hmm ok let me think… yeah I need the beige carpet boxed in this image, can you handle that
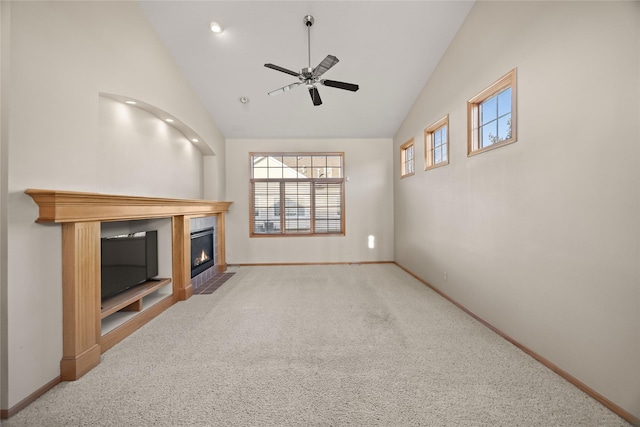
[3,264,630,426]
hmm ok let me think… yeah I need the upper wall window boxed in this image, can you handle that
[424,115,449,170]
[250,153,344,237]
[467,69,517,156]
[400,138,415,178]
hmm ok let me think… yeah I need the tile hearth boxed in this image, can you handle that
[192,272,235,295]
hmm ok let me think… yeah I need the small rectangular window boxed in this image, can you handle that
[400,139,415,178]
[424,115,449,170]
[468,69,517,156]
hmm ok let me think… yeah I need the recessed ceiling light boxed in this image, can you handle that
[165,118,174,123]
[209,21,224,34]
[125,100,137,105]
[191,138,199,143]
[239,97,249,104]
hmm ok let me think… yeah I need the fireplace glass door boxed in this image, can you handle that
[190,228,215,277]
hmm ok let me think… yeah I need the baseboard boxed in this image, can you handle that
[231,261,395,267]
[60,343,101,381]
[394,262,640,427]
[0,375,61,420]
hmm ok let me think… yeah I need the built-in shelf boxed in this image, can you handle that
[100,278,172,319]
[100,280,173,348]
[100,287,171,332]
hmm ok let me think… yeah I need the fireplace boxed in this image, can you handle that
[190,227,215,278]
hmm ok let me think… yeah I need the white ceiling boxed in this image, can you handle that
[139,1,475,140]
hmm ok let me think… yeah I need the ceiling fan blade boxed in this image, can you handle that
[264,63,300,77]
[308,86,322,106]
[321,79,359,92]
[268,82,302,96]
[312,55,339,78]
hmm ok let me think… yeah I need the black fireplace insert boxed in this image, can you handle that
[190,227,215,278]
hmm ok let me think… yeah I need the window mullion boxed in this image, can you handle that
[310,179,316,234]
[279,181,285,233]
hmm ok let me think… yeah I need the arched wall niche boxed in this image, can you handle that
[99,93,214,156]
[97,93,209,200]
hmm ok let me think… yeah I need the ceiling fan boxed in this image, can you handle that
[264,15,359,106]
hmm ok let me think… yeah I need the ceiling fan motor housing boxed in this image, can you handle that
[301,67,314,79]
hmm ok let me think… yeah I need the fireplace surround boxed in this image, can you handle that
[25,189,232,382]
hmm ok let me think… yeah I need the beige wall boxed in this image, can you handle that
[98,97,204,198]
[226,139,394,265]
[394,1,639,419]
[0,0,7,412]
[1,1,225,409]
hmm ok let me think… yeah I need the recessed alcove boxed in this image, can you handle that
[99,92,214,155]
[99,219,173,339]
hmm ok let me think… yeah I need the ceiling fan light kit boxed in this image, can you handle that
[264,15,359,106]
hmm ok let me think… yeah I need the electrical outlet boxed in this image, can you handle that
[444,272,448,281]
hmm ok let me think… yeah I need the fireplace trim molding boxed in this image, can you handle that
[25,189,232,223]
[25,189,232,381]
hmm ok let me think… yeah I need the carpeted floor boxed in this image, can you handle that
[2,264,631,426]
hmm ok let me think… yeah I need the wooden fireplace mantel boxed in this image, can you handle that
[25,189,232,223]
[25,189,232,381]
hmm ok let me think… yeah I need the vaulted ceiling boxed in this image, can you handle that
[140,1,475,139]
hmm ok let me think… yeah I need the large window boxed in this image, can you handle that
[467,68,517,156]
[250,153,345,236]
[400,138,415,178]
[424,115,449,170]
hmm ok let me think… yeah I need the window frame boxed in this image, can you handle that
[467,68,517,156]
[249,152,345,237]
[400,138,415,178]
[424,115,450,171]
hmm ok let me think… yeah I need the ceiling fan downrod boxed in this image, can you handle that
[304,15,314,69]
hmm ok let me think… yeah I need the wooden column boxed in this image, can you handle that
[217,213,227,273]
[172,216,193,301]
[60,222,101,380]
